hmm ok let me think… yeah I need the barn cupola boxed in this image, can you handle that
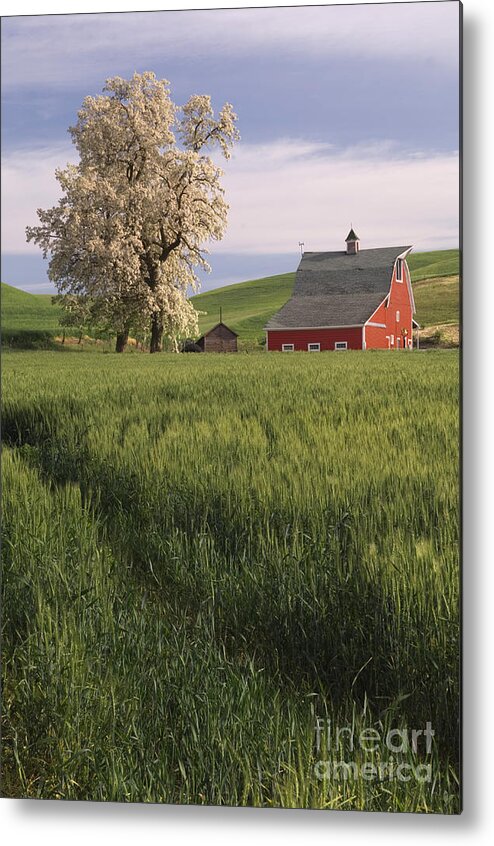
[345,227,360,255]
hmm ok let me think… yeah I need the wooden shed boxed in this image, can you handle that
[197,322,238,352]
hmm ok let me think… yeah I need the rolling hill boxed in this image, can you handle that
[1,283,61,334]
[191,272,295,339]
[406,249,460,283]
[2,249,459,346]
[412,276,459,327]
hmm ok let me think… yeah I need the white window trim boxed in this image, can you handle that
[282,343,295,352]
[334,341,348,350]
[396,310,400,322]
[396,259,403,282]
[307,342,321,352]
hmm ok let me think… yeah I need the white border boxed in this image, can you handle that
[3,0,494,843]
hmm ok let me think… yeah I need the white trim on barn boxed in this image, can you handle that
[404,258,416,314]
[396,247,415,313]
[365,296,389,326]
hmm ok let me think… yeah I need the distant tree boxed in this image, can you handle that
[27,72,239,352]
[54,293,93,344]
[54,291,140,351]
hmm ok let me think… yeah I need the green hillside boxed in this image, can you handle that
[406,249,459,282]
[2,249,459,346]
[192,272,295,339]
[1,283,61,336]
[413,276,459,327]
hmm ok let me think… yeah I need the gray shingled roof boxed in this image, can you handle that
[266,246,411,329]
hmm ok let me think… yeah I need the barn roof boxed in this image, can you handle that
[345,228,359,241]
[265,246,411,329]
[198,321,238,340]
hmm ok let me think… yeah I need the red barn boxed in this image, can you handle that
[265,229,418,352]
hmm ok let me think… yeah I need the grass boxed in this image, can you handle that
[1,282,61,333]
[2,350,460,810]
[1,283,62,349]
[413,276,460,327]
[2,249,460,347]
[406,249,460,283]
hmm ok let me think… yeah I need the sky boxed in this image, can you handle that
[1,1,461,293]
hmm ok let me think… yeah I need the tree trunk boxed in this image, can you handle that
[150,313,163,353]
[115,330,129,353]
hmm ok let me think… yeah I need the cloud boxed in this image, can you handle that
[218,140,459,254]
[2,3,459,90]
[1,143,76,254]
[2,139,459,258]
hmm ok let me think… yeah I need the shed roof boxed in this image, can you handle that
[266,246,411,329]
[198,321,238,340]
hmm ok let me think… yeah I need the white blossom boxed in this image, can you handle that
[26,72,239,351]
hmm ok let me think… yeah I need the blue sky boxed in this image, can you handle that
[1,2,460,293]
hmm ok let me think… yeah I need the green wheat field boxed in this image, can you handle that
[1,349,459,811]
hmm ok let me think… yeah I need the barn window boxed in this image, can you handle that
[390,334,394,345]
[396,259,403,282]
[396,310,400,322]
[282,343,294,352]
[334,341,348,350]
[308,343,320,352]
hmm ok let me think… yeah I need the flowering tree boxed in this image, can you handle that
[26,72,239,352]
